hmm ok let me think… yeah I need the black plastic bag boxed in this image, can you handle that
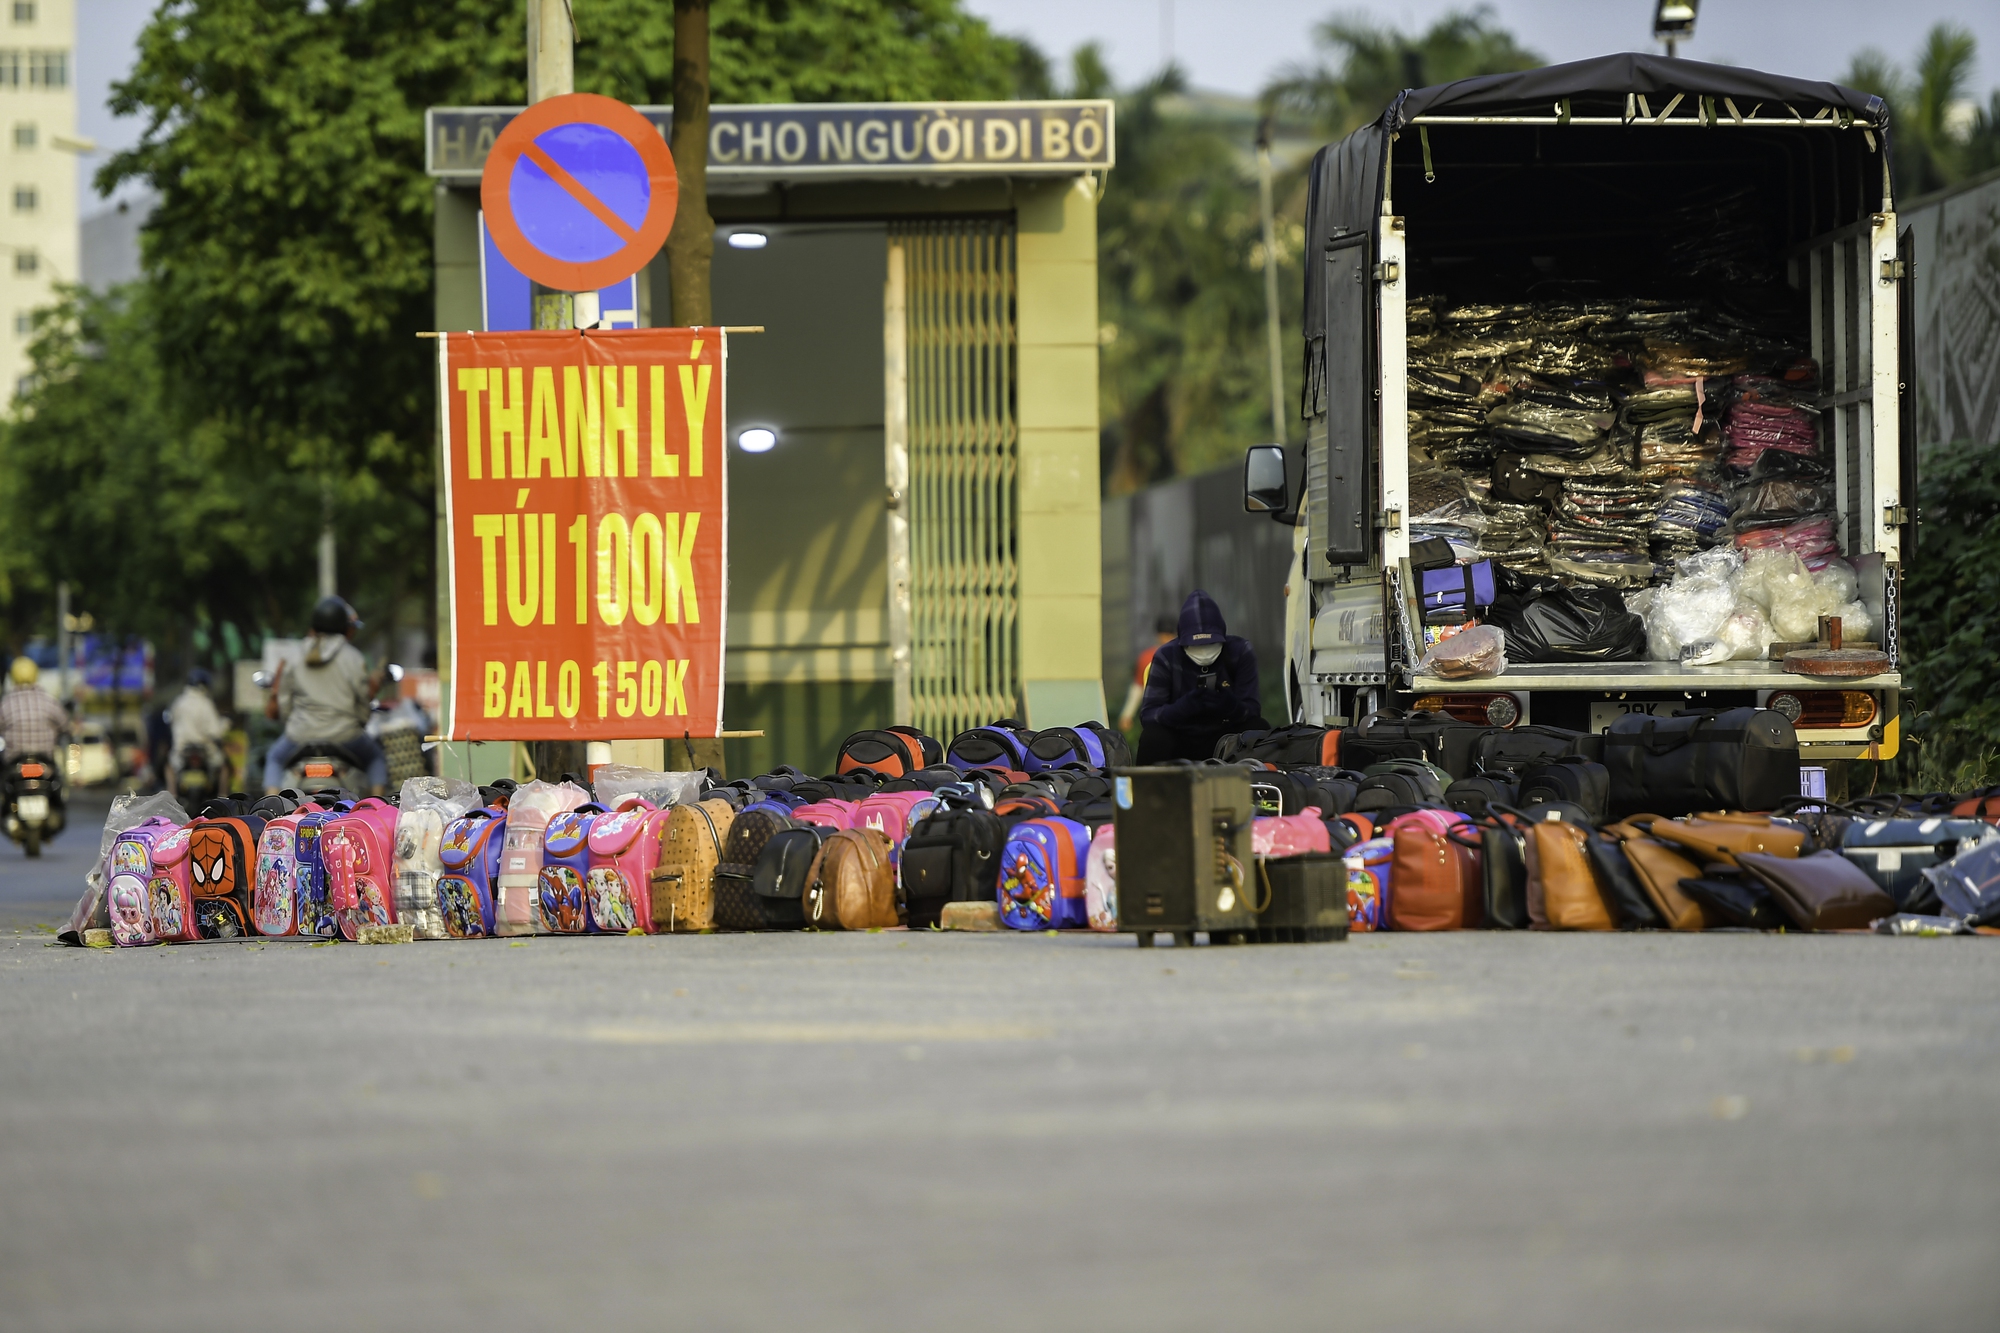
[1491,586,1647,663]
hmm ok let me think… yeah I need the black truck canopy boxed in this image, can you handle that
[1298,53,1892,567]
[1303,52,1891,351]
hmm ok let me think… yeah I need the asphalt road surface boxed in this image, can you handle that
[3,828,1997,1331]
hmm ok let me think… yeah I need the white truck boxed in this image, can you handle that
[1244,54,1911,774]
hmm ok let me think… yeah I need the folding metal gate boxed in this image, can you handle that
[886,220,1020,741]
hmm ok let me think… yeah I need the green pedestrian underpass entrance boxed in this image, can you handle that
[429,101,1110,778]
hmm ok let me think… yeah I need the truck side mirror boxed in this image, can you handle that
[1243,444,1289,514]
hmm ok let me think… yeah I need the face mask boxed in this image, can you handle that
[1186,643,1222,667]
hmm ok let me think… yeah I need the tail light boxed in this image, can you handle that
[303,760,337,779]
[1767,691,1876,728]
[18,762,44,778]
[1414,693,1521,727]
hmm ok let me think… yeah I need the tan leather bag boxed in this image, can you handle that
[804,828,900,930]
[1646,815,1805,867]
[1604,818,1709,932]
[1523,821,1613,931]
[649,799,737,933]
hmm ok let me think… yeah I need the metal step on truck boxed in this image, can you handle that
[1244,54,1911,781]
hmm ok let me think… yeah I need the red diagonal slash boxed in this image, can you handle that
[522,142,639,244]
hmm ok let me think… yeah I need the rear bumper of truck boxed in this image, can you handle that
[1408,661,1902,760]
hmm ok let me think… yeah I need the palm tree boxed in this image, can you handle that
[1264,7,1541,140]
[1841,23,1999,197]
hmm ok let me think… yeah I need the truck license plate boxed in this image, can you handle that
[17,794,49,821]
[1588,701,1666,734]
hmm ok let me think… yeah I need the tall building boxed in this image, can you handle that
[1,0,74,398]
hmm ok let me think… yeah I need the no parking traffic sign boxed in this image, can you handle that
[479,93,679,294]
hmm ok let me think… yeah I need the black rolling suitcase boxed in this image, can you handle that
[1253,853,1348,942]
[1111,766,1257,946]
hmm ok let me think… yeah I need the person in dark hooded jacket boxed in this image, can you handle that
[1136,590,1266,763]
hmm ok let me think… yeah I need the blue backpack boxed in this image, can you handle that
[536,803,603,933]
[947,722,1036,773]
[997,816,1091,930]
[1023,722,1130,773]
[436,807,507,939]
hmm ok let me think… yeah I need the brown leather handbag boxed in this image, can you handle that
[1736,850,1894,931]
[804,828,901,930]
[1645,815,1805,867]
[1523,820,1613,931]
[1389,816,1482,931]
[1604,818,1710,931]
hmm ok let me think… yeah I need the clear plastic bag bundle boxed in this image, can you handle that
[1735,515,1839,567]
[592,764,704,810]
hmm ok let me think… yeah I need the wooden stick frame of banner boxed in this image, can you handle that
[417,328,765,337]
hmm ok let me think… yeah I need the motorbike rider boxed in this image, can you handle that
[1,656,70,768]
[167,667,230,792]
[263,597,389,796]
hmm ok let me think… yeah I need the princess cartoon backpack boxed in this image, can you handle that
[585,798,674,933]
[537,803,605,934]
[323,797,402,941]
[107,817,183,947]
[998,816,1090,931]
[254,805,320,937]
[436,806,507,939]
[146,825,199,943]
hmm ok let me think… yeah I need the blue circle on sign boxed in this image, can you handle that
[509,123,652,265]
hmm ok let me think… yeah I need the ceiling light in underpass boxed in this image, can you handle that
[727,231,769,250]
[737,428,777,453]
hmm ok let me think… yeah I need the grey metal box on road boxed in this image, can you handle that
[1111,767,1256,946]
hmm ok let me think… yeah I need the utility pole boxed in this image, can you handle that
[665,0,714,326]
[1256,114,1287,443]
[318,484,337,598]
[55,580,70,703]
[527,0,580,331]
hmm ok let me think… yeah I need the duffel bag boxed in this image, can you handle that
[1463,724,1593,778]
[1215,722,1335,767]
[1353,759,1450,812]
[1445,774,1517,818]
[1345,710,1482,772]
[1602,707,1799,819]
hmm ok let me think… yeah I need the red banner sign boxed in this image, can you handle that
[438,329,726,740]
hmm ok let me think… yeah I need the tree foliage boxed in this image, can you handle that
[1841,23,2000,199]
[0,0,1034,662]
[1266,6,1540,139]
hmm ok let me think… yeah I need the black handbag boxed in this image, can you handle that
[1603,707,1800,818]
[1584,833,1665,929]
[1519,760,1610,825]
[1450,817,1529,930]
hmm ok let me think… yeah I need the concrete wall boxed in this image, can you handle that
[1103,464,1296,729]
[1904,167,2000,450]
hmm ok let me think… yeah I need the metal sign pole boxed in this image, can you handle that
[527,0,578,331]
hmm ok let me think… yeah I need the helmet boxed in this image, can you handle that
[309,596,361,637]
[186,667,213,689]
[9,656,37,686]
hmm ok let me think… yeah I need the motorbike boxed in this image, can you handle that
[255,663,403,797]
[2,744,68,857]
[171,743,226,806]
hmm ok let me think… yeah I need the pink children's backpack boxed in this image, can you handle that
[145,825,200,943]
[1085,823,1118,932]
[855,791,940,847]
[584,799,674,933]
[323,798,403,941]
[790,800,861,832]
